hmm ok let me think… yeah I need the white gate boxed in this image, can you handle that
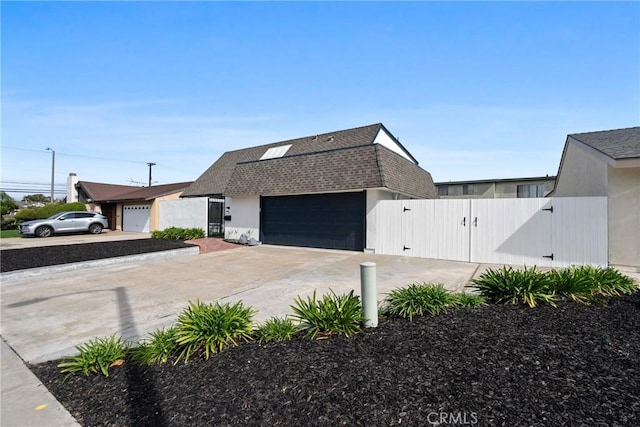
[400,199,470,262]
[373,197,607,267]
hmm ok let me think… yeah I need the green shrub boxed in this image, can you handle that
[14,209,37,222]
[548,265,637,304]
[35,202,86,219]
[1,217,17,230]
[467,266,556,308]
[291,290,364,339]
[57,335,129,377]
[174,300,255,363]
[451,292,488,308]
[152,227,204,240]
[385,283,460,320]
[130,327,178,366]
[255,317,298,344]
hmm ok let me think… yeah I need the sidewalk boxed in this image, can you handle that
[1,339,80,426]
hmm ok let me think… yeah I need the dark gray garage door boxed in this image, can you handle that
[260,192,365,251]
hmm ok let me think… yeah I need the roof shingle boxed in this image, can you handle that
[569,127,640,160]
[78,181,193,202]
[182,123,436,199]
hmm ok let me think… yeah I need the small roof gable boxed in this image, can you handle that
[182,123,428,198]
[78,181,192,202]
[569,127,640,160]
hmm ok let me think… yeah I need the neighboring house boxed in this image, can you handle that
[435,176,556,199]
[181,123,438,251]
[70,176,192,232]
[550,126,640,269]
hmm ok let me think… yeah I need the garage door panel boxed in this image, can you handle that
[122,205,151,233]
[261,193,365,251]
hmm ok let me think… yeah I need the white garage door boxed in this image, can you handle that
[123,205,151,232]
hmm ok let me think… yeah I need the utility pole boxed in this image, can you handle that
[147,162,156,187]
[46,147,55,202]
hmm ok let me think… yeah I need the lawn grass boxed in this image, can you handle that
[0,229,20,238]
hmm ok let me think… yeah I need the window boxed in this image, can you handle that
[517,184,545,198]
[260,144,292,160]
[438,185,449,196]
[462,184,474,196]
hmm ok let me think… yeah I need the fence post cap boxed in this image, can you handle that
[360,262,376,267]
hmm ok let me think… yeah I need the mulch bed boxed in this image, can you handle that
[31,293,640,426]
[0,239,193,273]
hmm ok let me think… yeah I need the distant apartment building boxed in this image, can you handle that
[434,176,556,199]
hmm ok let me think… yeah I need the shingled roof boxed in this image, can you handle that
[78,181,193,202]
[568,126,640,160]
[182,123,437,199]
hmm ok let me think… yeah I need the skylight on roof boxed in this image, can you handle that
[260,144,292,160]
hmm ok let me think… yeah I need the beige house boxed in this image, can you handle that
[68,175,192,233]
[550,127,640,269]
[435,176,556,199]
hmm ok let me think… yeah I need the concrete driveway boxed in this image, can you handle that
[1,244,482,364]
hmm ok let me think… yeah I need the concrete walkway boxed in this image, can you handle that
[0,242,492,426]
[1,339,80,427]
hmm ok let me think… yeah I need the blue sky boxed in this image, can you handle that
[2,1,639,199]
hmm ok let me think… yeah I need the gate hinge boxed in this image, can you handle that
[543,253,554,260]
[403,207,411,212]
[542,206,554,213]
[403,246,411,251]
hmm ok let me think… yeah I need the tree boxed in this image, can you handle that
[0,192,19,215]
[23,194,50,204]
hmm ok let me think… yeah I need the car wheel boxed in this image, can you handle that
[35,226,53,238]
[88,223,103,234]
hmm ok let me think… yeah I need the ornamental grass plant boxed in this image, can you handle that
[548,265,637,304]
[130,327,178,366]
[291,290,364,339]
[467,266,556,308]
[452,292,488,308]
[174,300,255,363]
[57,334,129,377]
[255,316,298,344]
[384,283,461,320]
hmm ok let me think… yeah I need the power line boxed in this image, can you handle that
[3,146,147,165]
[1,180,67,186]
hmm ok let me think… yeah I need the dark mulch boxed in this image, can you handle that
[0,239,193,272]
[31,293,640,427]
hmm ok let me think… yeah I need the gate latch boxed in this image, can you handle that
[542,206,554,213]
[543,253,554,261]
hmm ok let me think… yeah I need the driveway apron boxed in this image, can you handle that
[1,245,480,364]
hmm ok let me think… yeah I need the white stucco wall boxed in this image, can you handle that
[225,196,260,241]
[554,142,608,197]
[608,166,640,267]
[158,197,208,233]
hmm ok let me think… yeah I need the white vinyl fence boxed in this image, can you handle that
[373,197,607,268]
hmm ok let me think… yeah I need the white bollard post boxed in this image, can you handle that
[360,262,378,327]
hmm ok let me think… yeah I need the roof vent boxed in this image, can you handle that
[327,136,334,142]
[260,144,292,160]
